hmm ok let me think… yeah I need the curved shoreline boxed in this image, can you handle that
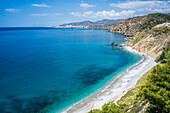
[62,46,157,113]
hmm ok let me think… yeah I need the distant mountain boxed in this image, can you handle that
[60,19,122,26]
[95,19,122,25]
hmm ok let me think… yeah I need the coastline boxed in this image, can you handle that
[62,46,157,113]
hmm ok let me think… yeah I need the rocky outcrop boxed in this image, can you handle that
[111,41,114,46]
[131,33,169,57]
[108,13,170,57]
[125,23,170,57]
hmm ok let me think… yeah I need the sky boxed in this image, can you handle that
[0,0,169,27]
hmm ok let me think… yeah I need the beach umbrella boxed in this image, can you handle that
[109,100,112,102]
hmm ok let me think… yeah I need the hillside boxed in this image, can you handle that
[60,19,122,27]
[125,22,170,57]
[108,13,170,37]
[116,13,170,58]
[89,13,170,58]
[88,13,170,113]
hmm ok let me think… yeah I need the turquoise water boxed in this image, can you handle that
[0,28,142,113]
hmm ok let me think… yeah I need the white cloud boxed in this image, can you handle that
[5,8,21,12]
[80,3,96,8]
[146,8,170,12]
[32,3,51,8]
[137,7,170,12]
[82,11,93,17]
[70,12,81,17]
[110,1,153,9]
[110,0,170,12]
[29,13,61,16]
[70,10,135,19]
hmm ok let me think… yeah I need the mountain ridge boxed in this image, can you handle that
[60,19,122,27]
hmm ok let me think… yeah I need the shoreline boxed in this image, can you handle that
[62,46,157,113]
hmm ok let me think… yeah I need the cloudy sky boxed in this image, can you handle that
[0,0,169,27]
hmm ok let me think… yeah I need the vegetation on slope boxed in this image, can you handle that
[125,22,170,57]
[109,13,170,37]
[138,63,170,113]
[152,26,170,34]
[89,61,170,113]
[88,13,170,113]
[129,33,147,45]
[138,13,170,31]
[88,103,123,113]
[156,48,170,63]
[127,22,170,46]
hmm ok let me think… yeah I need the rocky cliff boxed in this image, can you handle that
[125,22,170,57]
[88,13,170,58]
[108,13,170,57]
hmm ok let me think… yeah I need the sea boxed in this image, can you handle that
[0,28,142,113]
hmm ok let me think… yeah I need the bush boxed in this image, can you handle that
[131,33,147,45]
[89,102,123,113]
[156,48,170,63]
[139,63,170,113]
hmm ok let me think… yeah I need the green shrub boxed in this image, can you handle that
[156,48,170,63]
[131,33,147,45]
[139,63,170,113]
[89,102,123,113]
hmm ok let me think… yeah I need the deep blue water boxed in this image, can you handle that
[0,28,142,113]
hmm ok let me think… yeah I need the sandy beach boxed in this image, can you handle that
[62,46,157,113]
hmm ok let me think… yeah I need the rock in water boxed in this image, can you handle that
[115,44,118,46]
[111,41,114,46]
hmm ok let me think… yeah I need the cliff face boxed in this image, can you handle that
[125,23,170,57]
[108,13,170,57]
[88,13,170,57]
[131,32,169,57]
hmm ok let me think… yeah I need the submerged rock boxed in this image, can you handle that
[115,48,123,50]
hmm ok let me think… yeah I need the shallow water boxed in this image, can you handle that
[0,28,142,113]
